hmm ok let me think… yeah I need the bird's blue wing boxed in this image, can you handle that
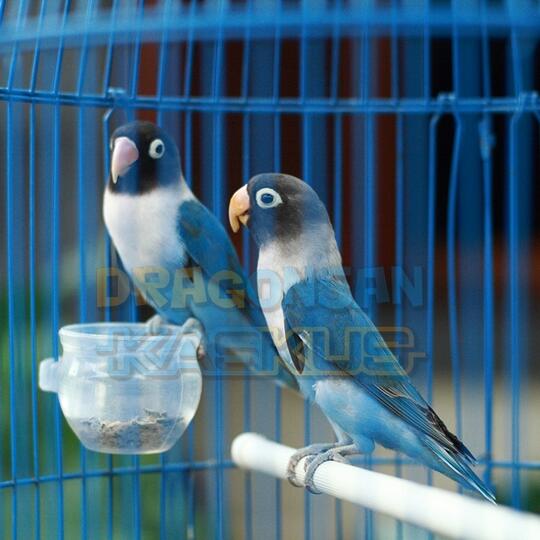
[177,199,260,313]
[283,276,475,462]
[178,199,299,392]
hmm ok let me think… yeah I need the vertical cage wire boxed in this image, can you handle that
[1,1,539,539]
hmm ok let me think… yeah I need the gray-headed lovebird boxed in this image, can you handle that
[228,173,495,502]
[103,121,297,391]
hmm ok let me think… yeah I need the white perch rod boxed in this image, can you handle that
[232,432,540,540]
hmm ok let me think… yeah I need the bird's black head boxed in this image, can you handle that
[108,121,181,195]
[229,173,331,247]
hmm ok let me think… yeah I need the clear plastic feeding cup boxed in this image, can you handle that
[39,320,203,454]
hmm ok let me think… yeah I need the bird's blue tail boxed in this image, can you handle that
[421,437,496,503]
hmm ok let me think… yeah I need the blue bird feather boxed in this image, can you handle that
[283,276,494,502]
[103,121,297,391]
[232,172,495,502]
[177,199,260,312]
[174,199,297,385]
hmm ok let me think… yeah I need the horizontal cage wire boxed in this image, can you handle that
[0,1,539,539]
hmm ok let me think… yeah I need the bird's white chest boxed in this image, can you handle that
[103,188,187,274]
[257,245,304,371]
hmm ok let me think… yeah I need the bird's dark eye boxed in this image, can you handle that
[149,138,165,159]
[256,188,283,209]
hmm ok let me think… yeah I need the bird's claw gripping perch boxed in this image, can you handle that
[286,443,336,487]
[302,445,357,494]
[286,442,357,492]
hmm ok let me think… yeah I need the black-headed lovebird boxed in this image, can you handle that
[228,172,494,502]
[103,121,297,390]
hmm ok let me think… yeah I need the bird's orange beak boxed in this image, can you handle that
[229,185,251,233]
[111,137,139,183]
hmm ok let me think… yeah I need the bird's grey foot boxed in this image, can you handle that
[180,318,205,361]
[286,442,349,488]
[146,314,166,335]
[181,317,203,336]
[303,444,359,494]
[196,342,206,362]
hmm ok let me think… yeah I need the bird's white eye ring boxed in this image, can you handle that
[149,138,165,159]
[255,188,283,209]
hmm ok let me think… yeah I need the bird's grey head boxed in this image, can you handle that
[229,173,333,248]
[108,121,181,195]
